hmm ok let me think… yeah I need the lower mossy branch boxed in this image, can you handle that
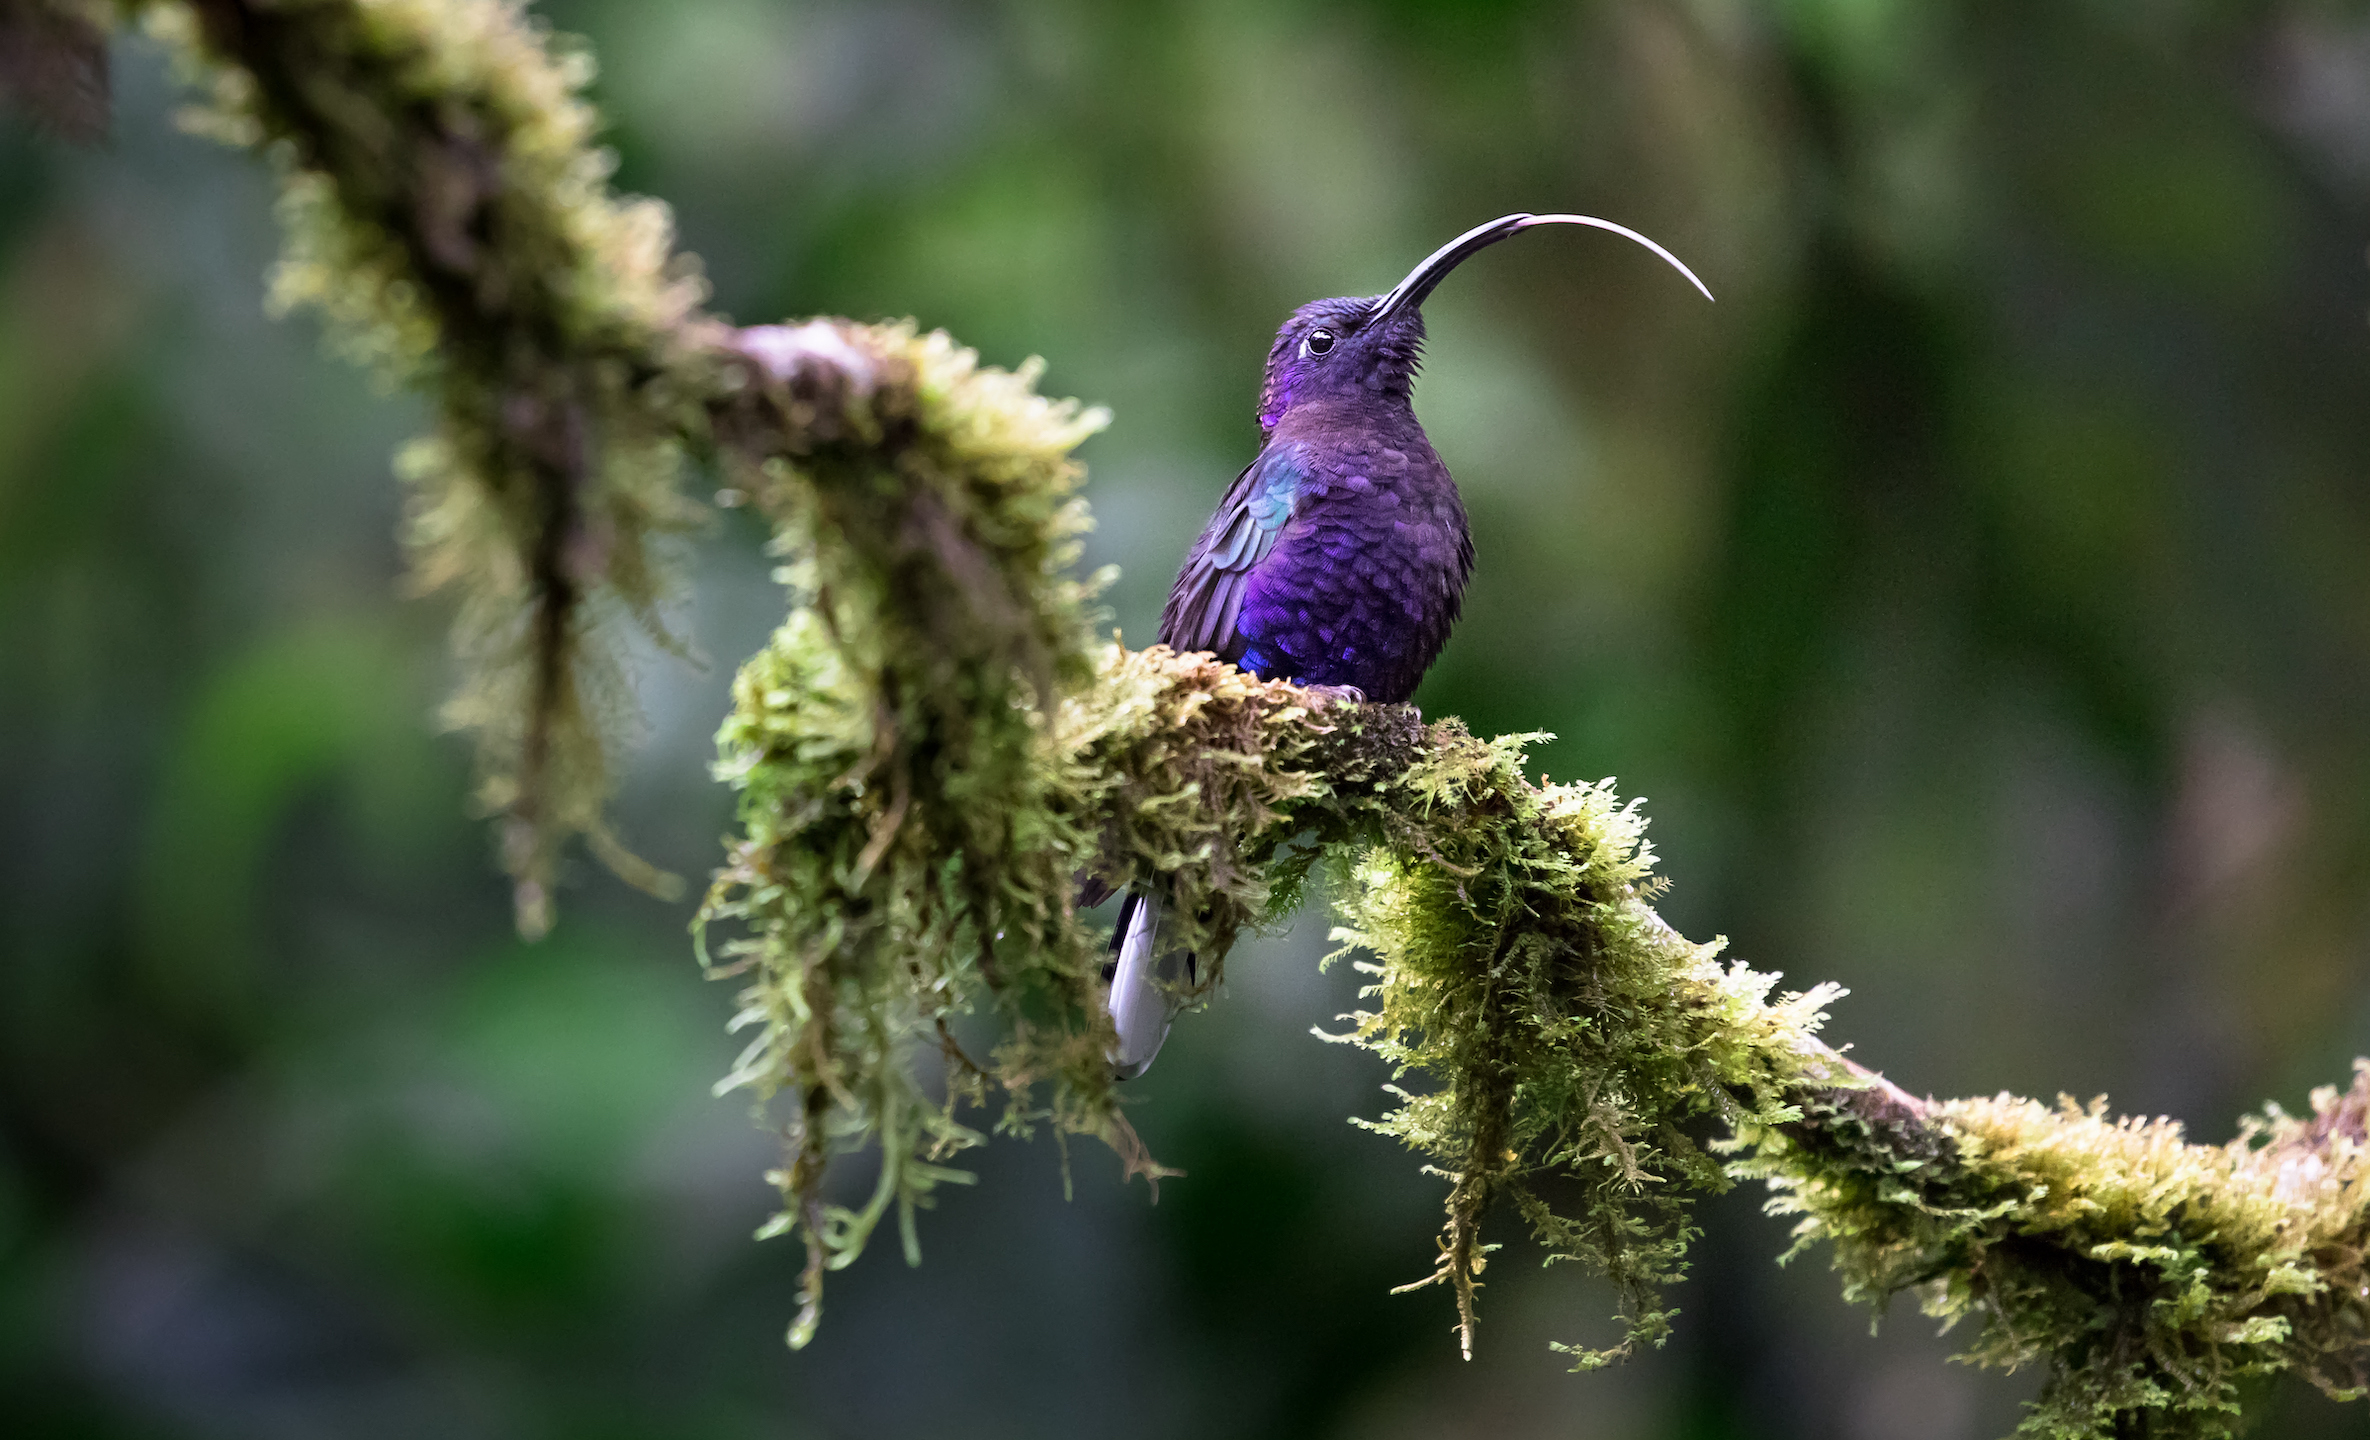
[708,630,2370,1439]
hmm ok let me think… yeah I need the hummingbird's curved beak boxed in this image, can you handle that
[1365,212,1715,327]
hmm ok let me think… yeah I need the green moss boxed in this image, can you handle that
[1326,760,1839,1364]
[1735,1069,2370,1436]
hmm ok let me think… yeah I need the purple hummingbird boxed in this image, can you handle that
[1105,213,1714,1079]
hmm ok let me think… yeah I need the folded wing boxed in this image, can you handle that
[1160,443,1305,658]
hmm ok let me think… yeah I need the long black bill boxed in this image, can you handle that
[1366,212,1715,326]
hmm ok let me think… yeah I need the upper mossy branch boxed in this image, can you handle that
[148,0,718,931]
[707,599,2370,1436]
[133,3,2370,1435]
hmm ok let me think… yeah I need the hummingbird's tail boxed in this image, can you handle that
[1104,888,1198,1079]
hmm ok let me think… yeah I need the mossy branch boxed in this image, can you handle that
[709,608,2370,1437]
[120,3,2370,1435]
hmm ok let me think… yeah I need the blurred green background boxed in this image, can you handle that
[7,1,2370,1436]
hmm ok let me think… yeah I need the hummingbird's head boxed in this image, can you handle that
[1254,213,1715,436]
[1256,294,1423,433]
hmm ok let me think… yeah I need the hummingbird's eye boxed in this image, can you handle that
[1302,329,1335,357]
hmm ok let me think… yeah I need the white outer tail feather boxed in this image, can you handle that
[1106,889,1190,1079]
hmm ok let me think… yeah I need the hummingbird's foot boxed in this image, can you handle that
[1299,684,1366,707]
